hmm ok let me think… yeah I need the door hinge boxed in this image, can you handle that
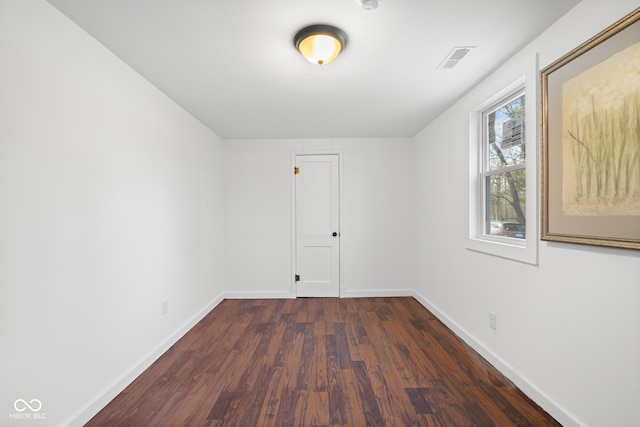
[295,274,300,282]
[294,167,300,175]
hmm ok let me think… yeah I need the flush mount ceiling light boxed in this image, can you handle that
[294,24,348,65]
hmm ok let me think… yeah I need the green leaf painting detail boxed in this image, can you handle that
[562,42,640,216]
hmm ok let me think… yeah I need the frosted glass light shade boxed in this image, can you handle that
[297,34,342,65]
[294,25,347,65]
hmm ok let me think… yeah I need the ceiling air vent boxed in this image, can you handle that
[438,46,476,69]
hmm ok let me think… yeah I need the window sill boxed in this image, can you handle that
[466,236,538,265]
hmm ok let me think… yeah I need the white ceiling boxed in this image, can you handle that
[47,0,580,139]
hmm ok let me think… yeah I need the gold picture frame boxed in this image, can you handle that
[541,7,640,250]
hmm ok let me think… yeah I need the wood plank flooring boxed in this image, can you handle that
[86,297,560,426]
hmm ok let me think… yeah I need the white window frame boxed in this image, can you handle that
[468,74,538,265]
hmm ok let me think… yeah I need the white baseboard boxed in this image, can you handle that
[410,290,582,427]
[341,288,413,298]
[224,289,412,299]
[64,293,225,427]
[223,290,294,299]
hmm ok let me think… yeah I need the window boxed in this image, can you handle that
[468,75,537,265]
[483,92,526,239]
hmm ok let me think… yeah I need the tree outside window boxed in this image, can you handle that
[483,93,526,239]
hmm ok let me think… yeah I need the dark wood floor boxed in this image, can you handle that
[86,297,560,426]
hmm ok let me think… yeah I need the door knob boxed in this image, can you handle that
[332,232,338,237]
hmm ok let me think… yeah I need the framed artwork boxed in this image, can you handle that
[541,7,640,250]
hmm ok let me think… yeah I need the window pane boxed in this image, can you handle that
[485,169,526,239]
[487,95,525,170]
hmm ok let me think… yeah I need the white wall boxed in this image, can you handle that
[411,1,640,426]
[0,1,225,426]
[223,138,414,298]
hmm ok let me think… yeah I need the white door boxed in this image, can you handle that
[295,154,340,297]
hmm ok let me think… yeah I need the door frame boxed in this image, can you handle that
[290,150,344,298]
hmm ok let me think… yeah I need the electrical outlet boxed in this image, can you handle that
[161,300,169,316]
[489,311,496,330]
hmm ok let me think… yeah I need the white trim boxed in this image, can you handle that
[411,291,582,427]
[467,53,539,265]
[64,293,225,427]
[223,291,295,299]
[341,289,414,298]
[290,150,344,298]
